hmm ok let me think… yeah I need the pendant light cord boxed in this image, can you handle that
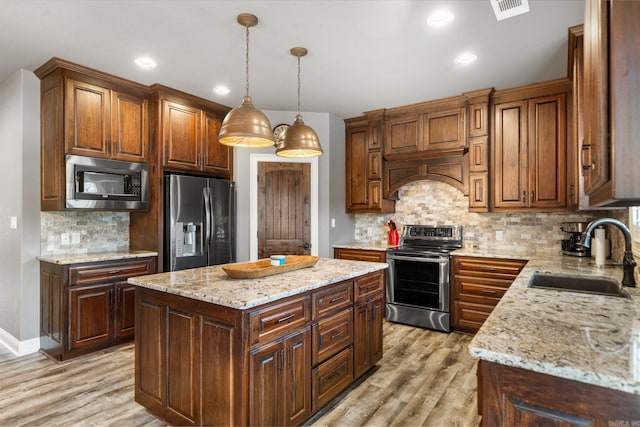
[297,55,301,115]
[245,25,250,98]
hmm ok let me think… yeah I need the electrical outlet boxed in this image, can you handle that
[71,232,81,244]
[61,233,70,245]
[331,218,336,228]
[495,230,504,241]
[9,216,17,229]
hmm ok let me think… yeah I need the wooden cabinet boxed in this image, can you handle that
[345,111,395,213]
[35,58,151,211]
[451,256,526,334]
[492,80,568,211]
[581,0,640,206]
[154,85,233,178]
[40,256,156,360]
[465,89,493,212]
[478,360,640,426]
[135,269,384,426]
[333,247,386,263]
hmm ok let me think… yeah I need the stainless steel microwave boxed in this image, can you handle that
[65,155,148,210]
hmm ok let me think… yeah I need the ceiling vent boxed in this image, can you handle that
[490,0,530,21]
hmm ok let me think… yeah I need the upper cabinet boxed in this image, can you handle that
[492,79,568,212]
[582,0,640,206]
[465,88,493,212]
[153,85,233,178]
[345,111,395,213]
[35,58,151,211]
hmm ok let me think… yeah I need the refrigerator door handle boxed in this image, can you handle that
[203,187,211,248]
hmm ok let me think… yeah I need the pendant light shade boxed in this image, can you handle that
[218,13,275,148]
[276,47,323,157]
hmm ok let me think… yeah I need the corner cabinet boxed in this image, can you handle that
[345,112,395,213]
[35,58,151,211]
[39,256,156,361]
[134,270,384,426]
[492,79,569,212]
[581,0,640,206]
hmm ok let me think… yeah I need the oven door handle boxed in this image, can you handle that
[388,255,447,263]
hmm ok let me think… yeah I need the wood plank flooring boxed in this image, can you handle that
[0,321,481,426]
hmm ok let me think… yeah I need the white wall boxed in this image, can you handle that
[234,110,353,261]
[0,70,40,355]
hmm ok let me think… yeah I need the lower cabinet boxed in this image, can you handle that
[478,360,640,426]
[451,256,526,334]
[40,257,156,361]
[135,269,385,426]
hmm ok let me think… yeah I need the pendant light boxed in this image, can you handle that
[218,13,275,148]
[276,47,323,157]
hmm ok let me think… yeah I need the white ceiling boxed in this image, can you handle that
[1,0,584,119]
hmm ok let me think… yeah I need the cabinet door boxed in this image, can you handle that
[250,340,283,426]
[582,0,609,194]
[162,100,201,170]
[345,125,369,211]
[115,281,136,338]
[369,295,383,366]
[283,328,312,426]
[528,94,567,209]
[353,301,370,379]
[65,78,111,158]
[69,283,113,350]
[422,107,466,151]
[385,114,420,155]
[202,111,233,177]
[493,100,528,209]
[468,173,488,211]
[111,91,149,162]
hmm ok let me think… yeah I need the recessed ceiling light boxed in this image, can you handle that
[427,10,455,27]
[134,56,157,69]
[213,85,230,95]
[455,52,478,65]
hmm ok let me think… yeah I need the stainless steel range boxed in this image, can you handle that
[386,225,462,332]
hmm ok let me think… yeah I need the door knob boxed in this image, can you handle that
[301,242,311,250]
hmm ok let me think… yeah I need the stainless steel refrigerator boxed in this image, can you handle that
[164,174,236,271]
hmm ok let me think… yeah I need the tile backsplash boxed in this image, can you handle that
[355,180,628,260]
[41,211,129,257]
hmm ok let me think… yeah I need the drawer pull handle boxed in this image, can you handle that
[481,290,498,296]
[277,314,296,324]
[329,297,344,304]
[108,270,123,275]
[365,285,378,291]
[330,331,344,340]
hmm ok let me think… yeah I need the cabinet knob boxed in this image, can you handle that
[522,191,526,203]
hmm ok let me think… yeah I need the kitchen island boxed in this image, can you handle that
[128,258,387,426]
[462,250,640,424]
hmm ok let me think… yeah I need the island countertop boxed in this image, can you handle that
[464,250,640,395]
[128,257,388,310]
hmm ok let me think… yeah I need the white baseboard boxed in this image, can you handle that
[0,328,39,356]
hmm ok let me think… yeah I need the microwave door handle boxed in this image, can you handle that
[203,187,211,248]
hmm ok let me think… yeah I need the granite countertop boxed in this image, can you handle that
[39,250,158,265]
[333,242,395,251]
[464,248,640,395]
[129,258,388,310]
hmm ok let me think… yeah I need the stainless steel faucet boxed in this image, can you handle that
[578,218,637,287]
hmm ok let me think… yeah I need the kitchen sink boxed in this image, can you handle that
[528,272,630,298]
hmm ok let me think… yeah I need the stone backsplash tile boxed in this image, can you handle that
[355,181,627,260]
[41,211,129,257]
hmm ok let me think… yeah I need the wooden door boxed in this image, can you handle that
[65,78,110,158]
[369,295,384,366]
[493,100,528,209]
[202,111,233,177]
[582,0,609,194]
[162,100,201,171]
[283,327,312,426]
[69,283,113,350]
[258,162,311,258]
[528,93,567,209]
[115,281,136,338]
[345,124,369,211]
[111,91,149,162]
[352,301,370,379]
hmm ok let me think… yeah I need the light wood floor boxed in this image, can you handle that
[0,321,481,426]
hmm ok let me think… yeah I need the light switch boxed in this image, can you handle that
[71,232,81,244]
[9,216,17,229]
[495,230,504,241]
[61,233,70,245]
[331,218,336,228]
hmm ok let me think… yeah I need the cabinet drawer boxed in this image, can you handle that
[456,275,513,299]
[70,258,155,286]
[334,248,386,263]
[453,301,495,334]
[455,257,526,278]
[312,308,353,366]
[249,296,311,346]
[354,272,384,302]
[312,281,353,320]
[312,346,353,412]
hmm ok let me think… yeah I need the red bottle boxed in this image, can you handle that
[388,219,399,246]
